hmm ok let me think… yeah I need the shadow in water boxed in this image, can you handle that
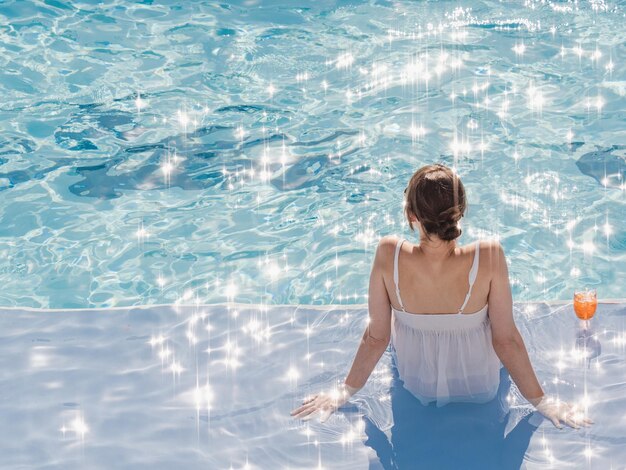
[362,367,539,470]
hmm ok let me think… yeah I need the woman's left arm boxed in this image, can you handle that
[344,237,393,389]
[291,237,393,421]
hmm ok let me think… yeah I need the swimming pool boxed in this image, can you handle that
[2,301,625,468]
[0,0,624,468]
[0,0,624,309]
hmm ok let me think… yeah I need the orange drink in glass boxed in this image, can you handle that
[573,289,597,320]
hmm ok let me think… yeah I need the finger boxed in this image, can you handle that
[576,414,591,427]
[565,417,580,429]
[291,406,308,416]
[291,401,318,416]
[292,403,319,419]
[550,416,563,429]
[292,402,319,415]
[301,395,318,405]
[294,408,317,420]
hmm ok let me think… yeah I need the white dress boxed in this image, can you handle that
[390,238,502,407]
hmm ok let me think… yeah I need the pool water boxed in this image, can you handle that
[0,0,624,309]
[1,0,626,469]
[1,301,624,468]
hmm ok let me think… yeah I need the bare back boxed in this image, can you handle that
[382,237,495,315]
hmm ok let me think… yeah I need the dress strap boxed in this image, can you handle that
[458,240,481,314]
[393,238,406,312]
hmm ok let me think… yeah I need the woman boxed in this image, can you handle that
[291,164,591,429]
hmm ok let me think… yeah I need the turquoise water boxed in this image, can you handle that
[0,0,624,309]
[1,2,625,468]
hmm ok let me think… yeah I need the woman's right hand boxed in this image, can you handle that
[530,395,593,429]
[290,383,360,422]
[290,392,347,422]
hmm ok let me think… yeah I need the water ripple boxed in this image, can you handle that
[0,0,624,308]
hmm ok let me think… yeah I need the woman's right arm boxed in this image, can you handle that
[486,241,544,402]
[487,241,591,429]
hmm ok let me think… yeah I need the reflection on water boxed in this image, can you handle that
[576,320,602,368]
[362,367,538,470]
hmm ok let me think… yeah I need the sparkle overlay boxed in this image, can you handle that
[0,301,622,468]
[0,1,624,308]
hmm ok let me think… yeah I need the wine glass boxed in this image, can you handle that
[573,288,597,321]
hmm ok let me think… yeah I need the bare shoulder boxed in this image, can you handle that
[374,235,402,265]
[465,239,506,268]
[378,234,401,249]
[475,239,509,280]
[477,239,505,256]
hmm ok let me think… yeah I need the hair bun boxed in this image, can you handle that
[437,206,463,224]
[436,221,462,241]
[404,164,467,242]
